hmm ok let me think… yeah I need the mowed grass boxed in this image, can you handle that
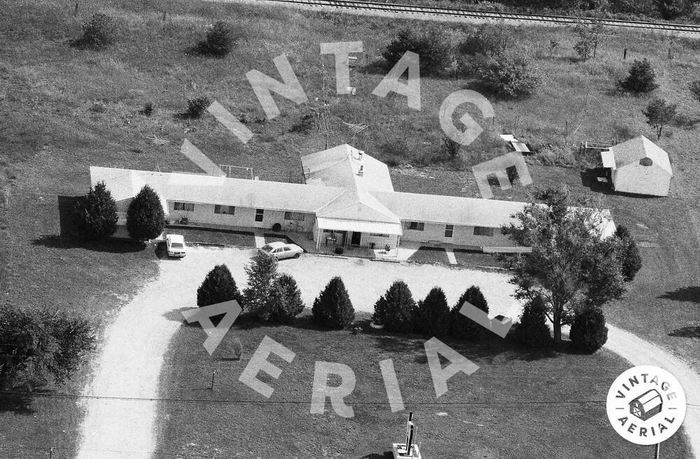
[154,312,691,458]
[0,0,699,455]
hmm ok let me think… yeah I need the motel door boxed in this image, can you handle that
[351,231,361,247]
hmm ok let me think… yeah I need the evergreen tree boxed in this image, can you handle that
[451,285,489,341]
[74,181,118,240]
[570,307,609,353]
[197,264,242,307]
[414,287,451,337]
[614,225,643,282]
[312,277,355,329]
[619,58,658,93]
[243,252,278,321]
[126,185,164,241]
[375,281,416,334]
[268,274,305,324]
[513,295,553,348]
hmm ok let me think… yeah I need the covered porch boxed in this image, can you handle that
[312,217,402,251]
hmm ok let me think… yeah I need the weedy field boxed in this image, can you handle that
[0,0,698,456]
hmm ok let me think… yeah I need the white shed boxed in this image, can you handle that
[601,136,672,197]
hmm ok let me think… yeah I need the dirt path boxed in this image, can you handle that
[603,325,700,457]
[75,247,226,458]
[75,247,699,458]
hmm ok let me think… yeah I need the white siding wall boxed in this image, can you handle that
[360,232,399,250]
[613,165,671,197]
[401,222,515,248]
[167,202,315,232]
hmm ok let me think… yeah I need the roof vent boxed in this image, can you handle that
[639,157,653,167]
[358,165,364,176]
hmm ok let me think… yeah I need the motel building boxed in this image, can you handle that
[90,144,616,254]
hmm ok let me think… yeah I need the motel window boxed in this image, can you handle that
[214,205,235,215]
[255,209,264,222]
[369,233,389,237]
[173,202,194,212]
[284,211,305,221]
[473,226,495,237]
[406,221,424,231]
[445,224,454,238]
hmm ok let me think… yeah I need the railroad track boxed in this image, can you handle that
[262,0,700,34]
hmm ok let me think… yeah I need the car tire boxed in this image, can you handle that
[294,253,300,258]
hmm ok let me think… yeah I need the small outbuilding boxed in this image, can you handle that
[601,136,672,197]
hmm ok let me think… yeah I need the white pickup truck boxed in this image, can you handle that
[165,234,187,258]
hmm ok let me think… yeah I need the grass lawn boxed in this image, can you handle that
[154,312,692,457]
[407,246,450,264]
[1,0,699,454]
[453,249,506,269]
[165,225,257,247]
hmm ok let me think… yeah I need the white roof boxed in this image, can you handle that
[372,191,525,227]
[91,167,344,213]
[610,136,672,175]
[166,234,184,243]
[316,217,403,235]
[301,144,394,192]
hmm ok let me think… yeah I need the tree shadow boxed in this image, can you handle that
[32,235,146,253]
[0,391,36,414]
[659,287,700,303]
[668,326,700,339]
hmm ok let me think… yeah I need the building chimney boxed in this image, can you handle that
[358,165,364,176]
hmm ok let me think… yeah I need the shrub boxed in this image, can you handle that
[73,13,116,49]
[197,264,242,307]
[614,225,643,282]
[382,27,452,76]
[73,181,118,240]
[42,311,97,384]
[656,0,691,19]
[475,52,541,99]
[334,246,344,255]
[573,21,603,61]
[243,251,279,321]
[458,23,513,58]
[691,80,700,103]
[618,58,658,93]
[414,287,451,337]
[184,97,211,119]
[197,21,236,57]
[290,113,316,133]
[570,307,608,353]
[126,185,165,241]
[140,102,154,116]
[312,276,355,329]
[513,296,553,348]
[441,134,461,159]
[0,305,96,390]
[374,281,416,334]
[268,274,305,324]
[451,286,489,341]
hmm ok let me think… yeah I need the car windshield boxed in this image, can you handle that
[170,242,184,249]
[261,244,274,252]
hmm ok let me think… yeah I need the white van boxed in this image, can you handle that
[165,234,187,258]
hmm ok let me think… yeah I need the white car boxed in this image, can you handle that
[165,234,187,258]
[259,241,303,260]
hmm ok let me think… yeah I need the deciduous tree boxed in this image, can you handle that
[502,186,627,344]
[643,98,677,140]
